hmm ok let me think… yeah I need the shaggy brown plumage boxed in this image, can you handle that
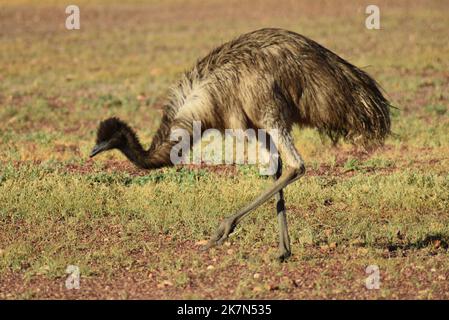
[94,28,391,169]
[90,28,391,260]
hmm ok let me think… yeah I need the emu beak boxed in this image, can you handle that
[89,142,109,158]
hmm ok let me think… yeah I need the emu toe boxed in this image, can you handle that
[201,218,237,251]
[276,249,292,262]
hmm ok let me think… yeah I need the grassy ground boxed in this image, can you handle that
[0,0,448,299]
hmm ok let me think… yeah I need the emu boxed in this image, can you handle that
[90,28,391,261]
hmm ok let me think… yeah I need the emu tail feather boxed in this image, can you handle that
[317,63,391,147]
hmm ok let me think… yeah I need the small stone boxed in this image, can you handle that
[207,265,215,270]
[195,240,208,246]
[157,280,173,288]
[253,273,261,280]
[357,248,369,255]
[268,284,279,291]
[433,240,441,249]
[253,286,263,292]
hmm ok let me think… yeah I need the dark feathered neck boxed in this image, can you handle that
[118,116,182,170]
[120,127,152,169]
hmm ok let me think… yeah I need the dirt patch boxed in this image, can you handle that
[1,238,449,299]
[54,144,81,156]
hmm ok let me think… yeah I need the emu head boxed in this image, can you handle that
[90,117,133,158]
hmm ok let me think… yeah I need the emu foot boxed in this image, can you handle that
[201,218,237,251]
[276,249,291,262]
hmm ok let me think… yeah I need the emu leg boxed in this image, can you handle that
[202,165,303,251]
[202,127,304,261]
[272,159,291,261]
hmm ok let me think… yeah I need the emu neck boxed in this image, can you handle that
[121,138,151,169]
[119,127,175,170]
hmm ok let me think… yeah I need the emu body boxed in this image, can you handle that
[90,28,391,260]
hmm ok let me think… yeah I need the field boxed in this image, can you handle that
[0,0,448,299]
